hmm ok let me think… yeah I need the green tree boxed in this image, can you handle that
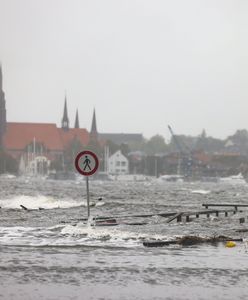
[50,155,64,172]
[103,140,119,156]
[0,149,18,174]
[226,129,248,155]
[144,135,168,155]
[120,143,130,157]
[64,137,85,171]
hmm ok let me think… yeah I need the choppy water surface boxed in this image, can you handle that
[0,177,248,300]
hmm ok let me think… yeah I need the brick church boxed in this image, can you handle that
[0,65,99,175]
[0,65,144,175]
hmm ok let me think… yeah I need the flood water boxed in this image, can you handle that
[0,176,248,300]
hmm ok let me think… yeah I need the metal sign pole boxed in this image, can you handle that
[75,150,99,222]
[86,176,90,219]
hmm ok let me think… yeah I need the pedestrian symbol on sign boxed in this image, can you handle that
[83,156,91,171]
[75,150,99,176]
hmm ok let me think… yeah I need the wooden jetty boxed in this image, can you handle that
[69,206,243,225]
[202,203,248,210]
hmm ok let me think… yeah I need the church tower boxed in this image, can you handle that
[61,96,69,131]
[90,108,98,141]
[74,109,79,128]
[0,64,7,148]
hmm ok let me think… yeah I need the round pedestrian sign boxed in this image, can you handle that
[75,150,99,176]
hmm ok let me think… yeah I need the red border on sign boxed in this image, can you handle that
[75,150,99,176]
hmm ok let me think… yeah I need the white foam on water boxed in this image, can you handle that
[0,224,150,248]
[0,173,16,179]
[0,225,87,247]
[0,226,44,246]
[191,189,211,195]
[61,222,168,243]
[95,201,105,207]
[0,195,81,210]
[80,201,105,207]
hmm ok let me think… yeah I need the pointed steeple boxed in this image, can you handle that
[90,108,98,140]
[74,109,79,128]
[0,63,6,148]
[0,64,2,91]
[90,108,97,133]
[61,95,69,130]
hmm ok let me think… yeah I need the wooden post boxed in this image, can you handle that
[177,215,182,222]
[216,211,219,217]
[225,211,228,217]
[186,215,190,222]
[167,213,182,223]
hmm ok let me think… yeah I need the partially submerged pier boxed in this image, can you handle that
[70,202,248,226]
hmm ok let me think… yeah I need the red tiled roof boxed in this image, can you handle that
[3,123,64,150]
[58,128,89,147]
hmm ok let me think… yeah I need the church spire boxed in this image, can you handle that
[0,63,2,91]
[0,63,6,148]
[90,108,98,140]
[61,95,69,130]
[74,109,79,128]
[90,108,97,133]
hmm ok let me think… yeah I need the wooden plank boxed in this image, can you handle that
[20,205,28,210]
[143,237,243,247]
[73,212,177,222]
[143,240,178,247]
[183,209,236,216]
[202,203,248,208]
[122,222,148,226]
[167,213,183,223]
[68,208,241,223]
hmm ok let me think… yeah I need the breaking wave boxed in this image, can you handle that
[0,222,169,248]
[0,195,82,210]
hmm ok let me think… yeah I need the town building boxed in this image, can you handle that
[0,65,90,175]
[3,101,89,175]
[0,65,143,175]
[99,133,143,147]
[108,150,129,175]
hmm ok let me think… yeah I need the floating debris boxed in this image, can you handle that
[225,241,236,248]
[143,235,243,247]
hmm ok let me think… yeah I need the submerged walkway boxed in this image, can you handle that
[202,203,248,210]
[74,205,246,224]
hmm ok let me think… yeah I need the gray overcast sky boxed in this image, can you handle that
[0,0,247,141]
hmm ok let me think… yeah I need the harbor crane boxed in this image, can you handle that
[167,125,193,177]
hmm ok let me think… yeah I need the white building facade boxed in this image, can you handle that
[108,150,129,175]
